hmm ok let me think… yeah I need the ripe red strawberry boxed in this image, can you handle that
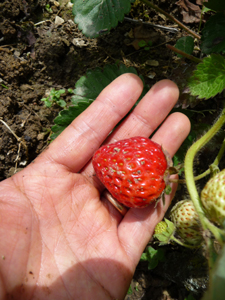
[92,136,170,208]
[201,169,225,226]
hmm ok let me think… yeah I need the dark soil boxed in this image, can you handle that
[0,0,184,180]
[0,0,221,299]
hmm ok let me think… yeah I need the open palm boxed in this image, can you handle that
[0,74,190,300]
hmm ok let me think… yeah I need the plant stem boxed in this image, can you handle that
[213,137,225,166]
[184,108,225,244]
[172,236,200,249]
[170,138,225,184]
[140,0,201,39]
[195,138,225,179]
[166,44,202,63]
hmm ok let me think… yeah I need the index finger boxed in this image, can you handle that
[36,74,144,172]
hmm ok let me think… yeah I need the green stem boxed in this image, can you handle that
[184,108,225,244]
[166,44,202,63]
[171,236,199,249]
[193,169,210,181]
[170,138,225,184]
[195,137,225,180]
[213,137,225,166]
[140,0,201,39]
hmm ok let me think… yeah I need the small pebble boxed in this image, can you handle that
[55,16,64,25]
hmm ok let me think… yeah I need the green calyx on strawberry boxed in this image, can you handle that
[153,219,176,246]
[201,169,225,227]
[169,199,203,246]
[92,136,173,208]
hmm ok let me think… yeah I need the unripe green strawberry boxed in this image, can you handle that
[169,200,203,246]
[201,169,225,226]
[154,221,168,235]
[92,136,171,208]
[153,219,176,246]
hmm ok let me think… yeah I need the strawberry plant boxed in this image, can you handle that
[174,108,225,299]
[50,0,225,136]
[152,110,225,297]
[44,0,225,298]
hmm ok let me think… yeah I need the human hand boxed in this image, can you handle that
[0,74,190,300]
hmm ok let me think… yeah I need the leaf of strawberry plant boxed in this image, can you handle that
[201,13,225,54]
[188,54,225,99]
[175,36,194,58]
[72,64,148,103]
[203,0,225,12]
[141,246,165,270]
[51,101,93,139]
[51,64,148,139]
[71,0,134,38]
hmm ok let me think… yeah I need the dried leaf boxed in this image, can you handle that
[196,0,204,5]
[126,24,159,50]
[176,0,201,23]
[133,24,158,40]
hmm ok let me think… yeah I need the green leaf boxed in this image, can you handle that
[201,13,225,54]
[68,88,74,94]
[57,99,67,107]
[73,64,148,102]
[41,98,52,107]
[184,294,197,300]
[72,0,132,38]
[202,6,212,14]
[138,40,147,48]
[175,36,194,58]
[126,285,133,295]
[203,0,225,11]
[51,64,148,139]
[1,83,9,89]
[140,246,165,270]
[188,54,225,99]
[51,102,92,139]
